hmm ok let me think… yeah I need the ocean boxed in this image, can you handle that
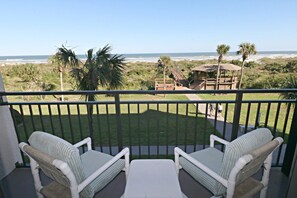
[1,51,297,65]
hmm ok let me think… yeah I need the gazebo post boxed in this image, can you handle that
[191,63,241,90]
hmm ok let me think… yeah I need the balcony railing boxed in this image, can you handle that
[1,89,296,168]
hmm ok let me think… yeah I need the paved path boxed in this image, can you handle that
[176,86,243,141]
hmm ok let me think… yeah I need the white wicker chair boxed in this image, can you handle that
[19,131,130,198]
[174,128,283,198]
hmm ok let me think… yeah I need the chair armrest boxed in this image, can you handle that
[73,137,92,151]
[174,147,228,187]
[210,134,230,147]
[77,147,130,193]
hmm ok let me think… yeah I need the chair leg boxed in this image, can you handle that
[36,192,44,198]
[260,186,268,198]
[70,187,80,198]
[124,150,130,180]
[29,158,44,198]
[259,154,272,198]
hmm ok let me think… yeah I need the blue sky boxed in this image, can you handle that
[1,0,297,56]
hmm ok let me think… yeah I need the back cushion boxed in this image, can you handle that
[214,128,273,195]
[28,132,86,186]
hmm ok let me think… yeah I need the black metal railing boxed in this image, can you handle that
[1,89,296,167]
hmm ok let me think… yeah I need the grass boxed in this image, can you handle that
[199,93,293,142]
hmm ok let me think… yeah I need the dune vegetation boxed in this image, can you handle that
[1,57,297,94]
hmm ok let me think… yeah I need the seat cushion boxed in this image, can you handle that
[28,131,92,198]
[179,147,224,194]
[81,150,125,196]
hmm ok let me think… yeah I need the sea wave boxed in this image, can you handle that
[1,52,297,65]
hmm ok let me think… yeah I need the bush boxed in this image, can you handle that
[10,64,41,83]
[264,63,284,73]
[245,61,257,68]
[243,74,288,89]
[262,75,287,88]
[230,60,242,66]
[285,60,297,72]
[242,73,262,89]
[280,75,297,100]
[140,80,155,90]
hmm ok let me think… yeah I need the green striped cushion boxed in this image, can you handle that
[179,147,224,194]
[28,131,92,198]
[80,150,125,196]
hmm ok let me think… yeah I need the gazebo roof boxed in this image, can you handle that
[192,63,241,73]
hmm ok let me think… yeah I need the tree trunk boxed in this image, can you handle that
[163,65,166,97]
[59,71,64,101]
[215,62,221,91]
[238,61,245,89]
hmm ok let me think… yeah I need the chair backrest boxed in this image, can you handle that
[27,131,92,198]
[214,128,273,195]
[22,143,72,188]
[235,137,281,184]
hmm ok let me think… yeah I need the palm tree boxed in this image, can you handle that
[216,44,230,90]
[62,44,125,140]
[71,45,125,103]
[237,43,257,89]
[157,56,172,91]
[280,75,297,103]
[51,45,79,101]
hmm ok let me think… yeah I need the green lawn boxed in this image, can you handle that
[11,94,217,147]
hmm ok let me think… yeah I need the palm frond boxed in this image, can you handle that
[280,75,297,102]
[55,44,79,68]
[68,44,125,98]
[237,42,257,61]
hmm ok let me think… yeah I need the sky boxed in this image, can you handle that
[0,0,297,56]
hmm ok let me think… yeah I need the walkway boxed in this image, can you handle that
[176,86,241,141]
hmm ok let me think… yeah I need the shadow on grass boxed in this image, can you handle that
[14,109,218,149]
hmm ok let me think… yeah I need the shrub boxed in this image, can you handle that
[244,61,257,68]
[243,74,288,89]
[10,64,41,83]
[285,60,297,73]
[140,80,155,90]
[280,75,297,101]
[262,75,287,88]
[264,63,284,73]
[230,60,242,66]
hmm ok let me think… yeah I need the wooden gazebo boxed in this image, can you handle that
[190,63,241,90]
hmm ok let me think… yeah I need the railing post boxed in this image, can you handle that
[231,91,243,141]
[282,100,297,176]
[87,102,95,150]
[114,93,123,151]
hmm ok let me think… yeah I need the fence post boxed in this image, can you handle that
[282,100,297,176]
[87,106,94,150]
[231,91,243,141]
[114,93,123,151]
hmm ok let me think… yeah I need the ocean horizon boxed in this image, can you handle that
[1,51,297,65]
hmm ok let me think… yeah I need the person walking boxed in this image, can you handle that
[209,103,215,116]
[218,103,223,115]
